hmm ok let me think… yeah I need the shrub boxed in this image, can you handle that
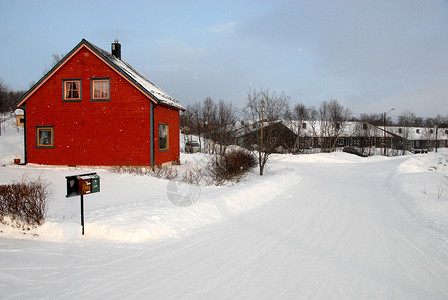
[0,176,50,228]
[110,165,178,180]
[182,166,209,186]
[207,148,257,185]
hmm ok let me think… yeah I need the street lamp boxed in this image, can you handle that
[383,108,395,156]
[435,123,448,153]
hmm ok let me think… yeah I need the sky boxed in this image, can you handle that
[1,0,448,118]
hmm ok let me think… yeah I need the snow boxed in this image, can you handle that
[1,121,448,299]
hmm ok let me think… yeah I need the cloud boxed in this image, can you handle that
[236,0,448,115]
[151,40,207,68]
[208,21,237,34]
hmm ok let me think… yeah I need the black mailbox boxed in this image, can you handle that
[66,173,100,197]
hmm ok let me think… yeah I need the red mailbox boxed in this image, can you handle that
[78,176,92,195]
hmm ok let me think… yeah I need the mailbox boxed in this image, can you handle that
[91,175,100,193]
[66,173,100,197]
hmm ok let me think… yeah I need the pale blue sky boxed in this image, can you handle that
[1,0,448,117]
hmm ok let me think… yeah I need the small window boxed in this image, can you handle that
[36,126,54,148]
[362,123,368,130]
[416,129,420,134]
[159,124,169,151]
[430,129,434,134]
[338,138,344,146]
[398,128,402,134]
[91,78,110,101]
[302,123,307,129]
[63,79,81,101]
[335,123,340,130]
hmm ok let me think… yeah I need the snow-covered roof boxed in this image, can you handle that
[14,108,24,116]
[384,126,448,140]
[283,121,392,138]
[233,120,393,138]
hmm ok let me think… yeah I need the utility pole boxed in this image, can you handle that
[383,108,395,156]
[260,99,264,154]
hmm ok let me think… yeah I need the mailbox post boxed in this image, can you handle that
[66,173,100,235]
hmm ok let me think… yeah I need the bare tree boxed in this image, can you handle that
[214,99,237,155]
[202,97,217,154]
[288,103,311,152]
[397,110,416,154]
[0,79,10,113]
[318,100,351,152]
[358,113,384,126]
[242,88,290,175]
[0,79,25,113]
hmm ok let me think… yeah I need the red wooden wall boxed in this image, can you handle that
[24,46,180,166]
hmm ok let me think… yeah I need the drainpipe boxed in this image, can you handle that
[150,101,155,167]
[150,101,160,167]
[21,105,27,164]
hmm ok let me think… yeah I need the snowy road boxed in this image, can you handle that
[2,157,448,299]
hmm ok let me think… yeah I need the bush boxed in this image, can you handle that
[0,176,50,228]
[110,165,178,180]
[207,148,257,185]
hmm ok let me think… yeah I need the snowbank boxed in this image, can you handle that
[0,115,24,165]
[390,151,448,234]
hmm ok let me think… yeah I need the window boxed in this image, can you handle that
[159,124,169,151]
[91,78,110,101]
[430,129,434,134]
[63,79,81,101]
[302,123,307,129]
[416,129,420,134]
[362,123,368,130]
[338,138,344,146]
[36,126,54,148]
[398,128,402,134]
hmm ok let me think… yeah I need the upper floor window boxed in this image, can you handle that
[91,78,110,101]
[416,129,420,134]
[63,79,81,101]
[302,123,307,129]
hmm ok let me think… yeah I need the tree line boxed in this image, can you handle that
[0,79,25,113]
[182,88,448,147]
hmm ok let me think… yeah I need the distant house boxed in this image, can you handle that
[14,109,24,128]
[385,126,448,153]
[16,39,184,166]
[286,121,393,154]
[235,120,297,153]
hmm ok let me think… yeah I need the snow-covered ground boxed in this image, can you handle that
[1,119,448,299]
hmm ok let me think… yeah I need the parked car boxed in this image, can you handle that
[343,146,363,157]
[185,141,201,153]
[411,148,428,154]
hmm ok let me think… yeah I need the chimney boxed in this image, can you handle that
[111,39,121,59]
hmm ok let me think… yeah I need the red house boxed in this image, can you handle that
[16,39,184,166]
